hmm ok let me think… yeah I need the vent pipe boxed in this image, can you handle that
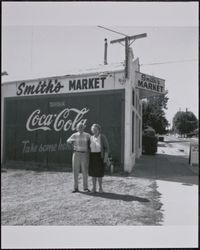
[104,38,108,65]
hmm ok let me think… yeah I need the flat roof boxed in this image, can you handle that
[2,62,125,85]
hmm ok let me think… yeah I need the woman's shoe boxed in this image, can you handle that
[99,188,104,193]
[91,188,96,193]
[84,188,90,192]
[72,188,79,193]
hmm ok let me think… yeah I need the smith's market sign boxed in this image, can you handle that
[16,77,107,96]
[135,71,166,98]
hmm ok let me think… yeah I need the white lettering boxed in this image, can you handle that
[26,108,89,132]
[26,109,52,131]
[54,109,70,131]
[70,108,88,130]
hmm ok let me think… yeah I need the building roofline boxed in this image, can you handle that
[2,64,125,85]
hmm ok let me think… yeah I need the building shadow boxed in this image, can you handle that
[79,191,150,202]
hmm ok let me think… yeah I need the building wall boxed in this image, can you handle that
[1,56,142,172]
[1,71,127,171]
[123,49,142,173]
[3,90,125,171]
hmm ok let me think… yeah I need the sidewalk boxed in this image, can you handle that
[132,139,198,226]
[132,152,198,185]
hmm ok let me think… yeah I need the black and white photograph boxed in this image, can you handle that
[1,1,199,249]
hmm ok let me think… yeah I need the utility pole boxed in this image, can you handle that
[97,26,147,78]
[110,33,147,78]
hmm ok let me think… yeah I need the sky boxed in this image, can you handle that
[2,2,199,128]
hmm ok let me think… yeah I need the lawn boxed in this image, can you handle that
[1,169,163,225]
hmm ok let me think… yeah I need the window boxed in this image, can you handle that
[136,95,138,110]
[139,119,141,148]
[132,111,135,153]
[132,89,135,106]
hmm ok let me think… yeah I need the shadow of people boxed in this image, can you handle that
[80,191,150,202]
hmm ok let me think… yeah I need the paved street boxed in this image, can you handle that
[132,135,199,225]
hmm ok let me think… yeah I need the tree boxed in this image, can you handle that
[172,111,198,136]
[142,95,169,134]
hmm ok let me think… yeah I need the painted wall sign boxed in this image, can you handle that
[26,107,89,132]
[17,79,64,96]
[4,91,124,170]
[16,76,110,96]
[135,71,165,95]
[69,77,106,91]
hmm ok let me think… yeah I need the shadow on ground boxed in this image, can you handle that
[132,153,199,185]
[79,191,150,202]
[157,144,166,147]
[164,140,190,144]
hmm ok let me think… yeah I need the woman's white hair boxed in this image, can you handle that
[91,123,101,132]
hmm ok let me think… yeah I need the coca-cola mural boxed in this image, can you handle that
[4,90,125,170]
[26,108,89,132]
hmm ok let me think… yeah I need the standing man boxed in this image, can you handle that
[67,122,91,193]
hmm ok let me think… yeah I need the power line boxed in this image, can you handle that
[97,26,147,79]
[97,25,128,37]
[140,59,197,66]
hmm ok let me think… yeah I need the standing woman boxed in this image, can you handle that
[89,124,109,193]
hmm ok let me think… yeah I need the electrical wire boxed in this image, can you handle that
[140,59,197,66]
[97,25,128,37]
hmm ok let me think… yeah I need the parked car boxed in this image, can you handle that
[142,126,158,154]
[157,135,164,142]
[186,128,199,138]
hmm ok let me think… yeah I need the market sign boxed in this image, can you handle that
[16,77,108,96]
[135,71,166,99]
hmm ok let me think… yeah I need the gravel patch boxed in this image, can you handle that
[1,169,163,225]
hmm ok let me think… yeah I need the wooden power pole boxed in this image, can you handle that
[97,26,147,78]
[110,33,147,78]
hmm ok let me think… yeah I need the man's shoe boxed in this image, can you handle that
[72,189,79,193]
[83,188,90,192]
